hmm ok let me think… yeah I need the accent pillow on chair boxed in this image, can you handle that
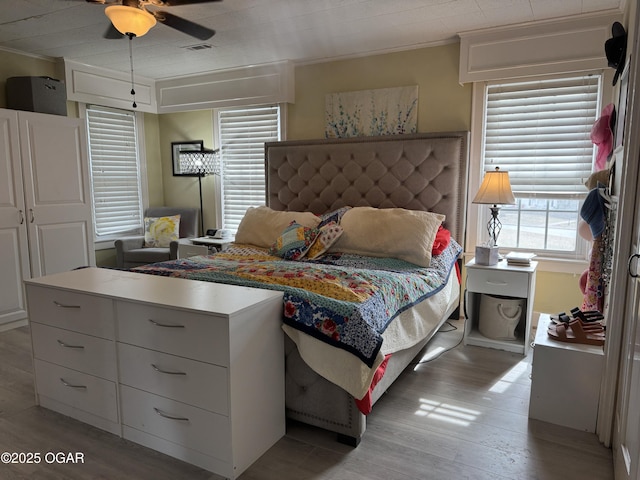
[144,215,181,247]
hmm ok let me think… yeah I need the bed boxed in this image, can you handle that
[134,131,469,445]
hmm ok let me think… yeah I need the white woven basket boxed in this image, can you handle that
[478,293,524,340]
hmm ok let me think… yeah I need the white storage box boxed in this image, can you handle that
[478,293,524,340]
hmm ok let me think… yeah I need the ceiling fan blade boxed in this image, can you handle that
[156,0,222,5]
[154,11,215,40]
[104,23,125,39]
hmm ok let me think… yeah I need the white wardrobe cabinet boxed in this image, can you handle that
[0,108,94,330]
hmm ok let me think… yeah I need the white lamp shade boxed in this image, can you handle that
[473,167,516,205]
[105,5,157,37]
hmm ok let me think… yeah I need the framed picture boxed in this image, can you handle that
[172,140,203,176]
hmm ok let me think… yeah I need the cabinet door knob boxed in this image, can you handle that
[29,208,34,223]
[18,209,25,225]
[628,253,640,278]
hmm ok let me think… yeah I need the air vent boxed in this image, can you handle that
[183,43,213,51]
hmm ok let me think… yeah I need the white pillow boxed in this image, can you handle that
[235,206,321,248]
[329,206,444,267]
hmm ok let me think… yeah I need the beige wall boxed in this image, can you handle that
[288,42,471,139]
[157,110,217,235]
[1,44,586,314]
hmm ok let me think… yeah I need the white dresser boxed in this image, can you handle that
[25,267,285,479]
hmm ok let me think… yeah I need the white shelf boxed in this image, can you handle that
[464,328,526,354]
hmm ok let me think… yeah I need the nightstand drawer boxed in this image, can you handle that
[467,269,529,298]
[178,243,209,258]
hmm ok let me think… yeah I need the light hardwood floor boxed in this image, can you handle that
[0,320,613,480]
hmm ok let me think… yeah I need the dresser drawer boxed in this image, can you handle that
[31,323,116,380]
[120,385,231,461]
[117,343,228,414]
[34,359,118,423]
[116,301,229,365]
[26,285,114,339]
[466,269,529,298]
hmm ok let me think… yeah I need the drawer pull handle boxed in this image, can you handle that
[60,378,87,389]
[153,407,189,422]
[57,340,85,349]
[53,301,81,309]
[486,281,508,286]
[148,319,185,329]
[151,364,187,376]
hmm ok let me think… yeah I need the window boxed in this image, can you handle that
[478,74,601,256]
[217,105,281,232]
[85,105,145,243]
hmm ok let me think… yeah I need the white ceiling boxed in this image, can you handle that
[0,0,623,81]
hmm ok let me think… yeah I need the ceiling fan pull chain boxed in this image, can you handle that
[128,33,137,109]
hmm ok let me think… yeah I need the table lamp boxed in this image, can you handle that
[472,166,516,247]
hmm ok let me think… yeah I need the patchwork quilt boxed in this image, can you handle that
[132,240,461,367]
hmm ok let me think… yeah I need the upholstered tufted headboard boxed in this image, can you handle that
[265,132,469,242]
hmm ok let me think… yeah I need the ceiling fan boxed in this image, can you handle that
[86,0,221,40]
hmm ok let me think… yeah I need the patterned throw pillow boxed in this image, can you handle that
[318,206,352,228]
[306,221,344,259]
[269,221,320,260]
[144,215,181,248]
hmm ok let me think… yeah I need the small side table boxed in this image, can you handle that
[177,237,234,258]
[464,257,537,355]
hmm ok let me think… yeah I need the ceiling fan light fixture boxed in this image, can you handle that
[105,5,156,37]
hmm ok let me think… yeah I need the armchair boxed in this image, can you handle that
[115,207,199,268]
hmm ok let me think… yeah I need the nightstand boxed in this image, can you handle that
[177,237,233,259]
[464,258,537,355]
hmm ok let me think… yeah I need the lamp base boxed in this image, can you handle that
[475,245,499,266]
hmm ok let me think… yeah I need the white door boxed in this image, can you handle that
[18,110,95,277]
[0,110,30,327]
[615,206,640,480]
[614,6,640,478]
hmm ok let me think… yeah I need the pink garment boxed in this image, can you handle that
[591,103,615,171]
[582,236,604,313]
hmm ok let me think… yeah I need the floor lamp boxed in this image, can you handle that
[178,147,220,236]
[472,166,516,247]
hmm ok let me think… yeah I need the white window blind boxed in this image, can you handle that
[86,105,143,238]
[484,75,599,197]
[218,106,280,232]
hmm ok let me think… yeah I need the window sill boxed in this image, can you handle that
[462,251,588,275]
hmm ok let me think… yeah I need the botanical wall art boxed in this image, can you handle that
[325,86,418,138]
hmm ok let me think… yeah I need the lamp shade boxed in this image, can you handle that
[178,148,220,176]
[473,167,516,205]
[105,5,156,37]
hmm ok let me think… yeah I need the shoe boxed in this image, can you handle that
[570,307,604,323]
[547,319,605,346]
